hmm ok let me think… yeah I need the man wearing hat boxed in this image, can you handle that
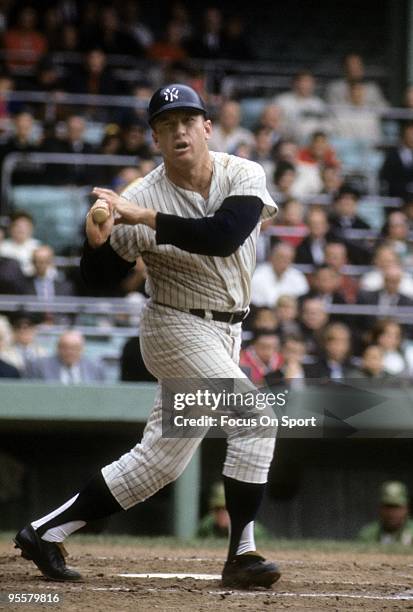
[358,481,413,545]
[14,84,280,588]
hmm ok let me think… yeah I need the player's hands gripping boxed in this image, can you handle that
[92,187,157,229]
[86,198,115,248]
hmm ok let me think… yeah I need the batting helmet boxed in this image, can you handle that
[147,83,207,126]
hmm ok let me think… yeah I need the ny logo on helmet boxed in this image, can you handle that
[164,87,179,102]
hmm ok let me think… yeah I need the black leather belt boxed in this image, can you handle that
[155,302,248,324]
[189,308,248,324]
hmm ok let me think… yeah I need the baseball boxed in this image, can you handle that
[92,206,110,224]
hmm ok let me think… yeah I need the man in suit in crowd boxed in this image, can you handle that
[25,329,105,384]
[26,245,75,299]
[380,122,413,200]
[0,255,29,294]
[303,322,353,380]
[295,206,334,266]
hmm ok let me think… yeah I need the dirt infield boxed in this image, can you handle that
[1,537,413,611]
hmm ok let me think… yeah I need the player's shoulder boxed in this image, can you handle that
[211,151,264,177]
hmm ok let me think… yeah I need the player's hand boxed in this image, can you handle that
[92,187,157,230]
[86,198,115,248]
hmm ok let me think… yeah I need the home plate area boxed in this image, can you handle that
[3,539,413,611]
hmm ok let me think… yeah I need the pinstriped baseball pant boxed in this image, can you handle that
[102,302,276,510]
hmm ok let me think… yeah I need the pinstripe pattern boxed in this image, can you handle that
[102,303,276,509]
[102,152,277,510]
[110,152,277,311]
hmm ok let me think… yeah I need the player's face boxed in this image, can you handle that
[152,110,212,165]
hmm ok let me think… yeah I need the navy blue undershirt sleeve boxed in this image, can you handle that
[80,239,135,294]
[155,195,264,257]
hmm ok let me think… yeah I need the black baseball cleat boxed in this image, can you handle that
[221,551,281,589]
[13,525,82,582]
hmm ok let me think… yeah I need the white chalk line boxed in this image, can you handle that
[118,573,221,580]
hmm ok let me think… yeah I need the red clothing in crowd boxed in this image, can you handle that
[239,347,283,386]
[298,146,340,168]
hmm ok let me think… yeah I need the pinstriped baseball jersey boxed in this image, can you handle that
[110,152,277,311]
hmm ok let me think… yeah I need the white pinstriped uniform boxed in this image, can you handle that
[101,152,278,509]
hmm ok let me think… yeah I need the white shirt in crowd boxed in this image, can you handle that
[0,237,41,276]
[360,270,413,298]
[251,262,309,307]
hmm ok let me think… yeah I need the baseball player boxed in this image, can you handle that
[14,84,280,588]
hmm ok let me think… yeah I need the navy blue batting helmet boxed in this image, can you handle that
[147,84,207,126]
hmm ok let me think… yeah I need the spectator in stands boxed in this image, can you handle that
[275,198,306,248]
[208,99,254,153]
[56,24,79,54]
[353,344,389,379]
[357,266,413,332]
[360,243,413,299]
[112,167,142,194]
[254,104,283,148]
[0,315,17,368]
[381,210,413,267]
[120,118,152,158]
[239,331,282,386]
[187,7,224,59]
[98,125,123,156]
[120,336,156,382]
[250,306,278,333]
[66,48,119,97]
[0,254,29,294]
[4,7,47,73]
[275,295,301,339]
[298,131,340,169]
[272,161,296,205]
[320,165,344,200]
[328,185,371,264]
[358,481,413,545]
[250,126,276,186]
[6,315,46,372]
[0,74,14,132]
[303,322,353,380]
[59,115,94,155]
[251,242,309,307]
[94,6,140,56]
[273,139,322,199]
[25,329,106,384]
[330,79,382,144]
[324,241,358,303]
[0,211,41,276]
[298,297,329,357]
[380,122,413,200]
[303,264,347,306]
[274,70,328,144]
[326,53,388,108]
[120,1,154,52]
[34,57,64,93]
[148,19,188,63]
[221,16,252,60]
[26,245,75,299]
[0,110,39,167]
[265,334,306,387]
[366,319,412,376]
[295,206,333,265]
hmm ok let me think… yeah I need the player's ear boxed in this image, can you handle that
[152,129,159,147]
[204,119,212,140]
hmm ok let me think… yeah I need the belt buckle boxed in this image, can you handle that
[228,312,235,324]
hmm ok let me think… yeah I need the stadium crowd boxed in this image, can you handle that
[0,1,412,385]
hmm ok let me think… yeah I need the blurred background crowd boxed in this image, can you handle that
[0,0,412,387]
